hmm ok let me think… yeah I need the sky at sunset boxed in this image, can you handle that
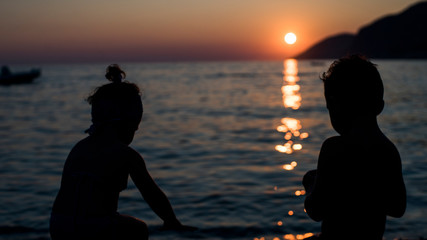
[0,0,422,63]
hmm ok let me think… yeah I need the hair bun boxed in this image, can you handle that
[105,64,126,83]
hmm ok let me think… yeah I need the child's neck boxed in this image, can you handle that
[345,115,383,139]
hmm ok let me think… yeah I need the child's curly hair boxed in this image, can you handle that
[321,54,384,115]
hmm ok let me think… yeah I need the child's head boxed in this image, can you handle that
[321,55,384,133]
[86,64,143,144]
[321,55,384,115]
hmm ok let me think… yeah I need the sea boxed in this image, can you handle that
[0,60,426,240]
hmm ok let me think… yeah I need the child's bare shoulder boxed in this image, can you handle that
[379,135,399,152]
[323,136,343,144]
[317,136,345,167]
[375,135,402,164]
[320,136,344,152]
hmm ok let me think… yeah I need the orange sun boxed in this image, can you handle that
[285,32,297,45]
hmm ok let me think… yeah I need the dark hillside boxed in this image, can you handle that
[296,1,427,59]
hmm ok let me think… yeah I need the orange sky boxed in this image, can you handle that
[0,0,422,63]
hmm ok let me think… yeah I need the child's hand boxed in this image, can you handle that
[161,219,198,232]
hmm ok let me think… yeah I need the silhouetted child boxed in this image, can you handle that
[50,64,196,240]
[303,55,406,240]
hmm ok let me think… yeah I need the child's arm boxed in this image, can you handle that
[304,137,337,222]
[302,169,317,195]
[303,169,323,222]
[128,149,197,230]
[383,146,406,218]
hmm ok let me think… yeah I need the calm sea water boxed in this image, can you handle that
[0,60,426,240]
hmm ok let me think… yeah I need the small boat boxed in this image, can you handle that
[0,66,41,85]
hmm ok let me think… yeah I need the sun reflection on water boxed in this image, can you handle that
[269,59,313,240]
[275,59,308,156]
[282,85,301,109]
[254,232,315,240]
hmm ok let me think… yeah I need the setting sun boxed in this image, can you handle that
[285,32,297,45]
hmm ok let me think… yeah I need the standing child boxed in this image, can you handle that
[303,55,406,240]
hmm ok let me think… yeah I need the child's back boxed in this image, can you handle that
[315,134,404,239]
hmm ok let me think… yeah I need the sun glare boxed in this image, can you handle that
[285,32,297,45]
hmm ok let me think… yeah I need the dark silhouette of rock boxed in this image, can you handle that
[296,33,355,59]
[296,1,427,59]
